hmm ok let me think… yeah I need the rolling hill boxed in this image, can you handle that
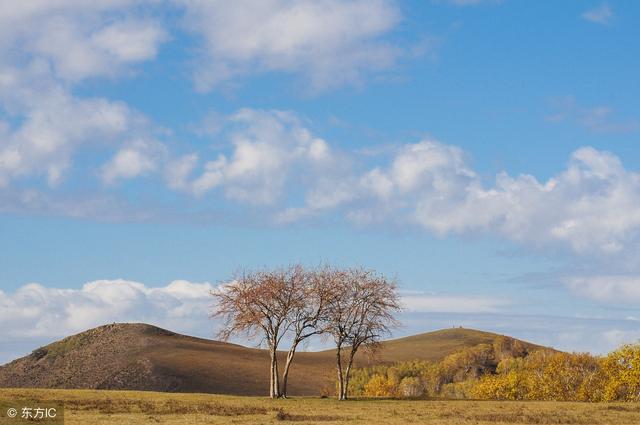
[0,323,547,396]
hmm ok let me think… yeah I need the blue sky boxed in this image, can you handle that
[1,0,640,363]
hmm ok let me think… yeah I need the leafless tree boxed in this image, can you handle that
[323,267,401,400]
[211,264,332,398]
[279,266,332,397]
[211,265,400,400]
[211,267,295,398]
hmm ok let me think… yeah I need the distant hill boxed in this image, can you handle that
[0,323,548,396]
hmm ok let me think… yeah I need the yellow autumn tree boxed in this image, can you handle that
[603,343,640,401]
[472,350,606,401]
[364,374,396,397]
[536,352,603,401]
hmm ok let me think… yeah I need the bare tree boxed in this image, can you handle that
[324,268,401,400]
[211,267,296,398]
[279,266,332,397]
[211,265,400,400]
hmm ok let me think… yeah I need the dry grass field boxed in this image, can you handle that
[1,388,639,425]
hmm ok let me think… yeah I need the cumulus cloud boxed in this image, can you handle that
[90,20,167,63]
[0,69,146,187]
[0,279,215,343]
[292,140,640,255]
[101,139,168,185]
[408,144,640,254]
[0,1,167,81]
[179,0,402,92]
[174,109,338,204]
[581,3,613,25]
[0,1,170,192]
[172,121,640,257]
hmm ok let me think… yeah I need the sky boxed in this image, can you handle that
[1,0,640,364]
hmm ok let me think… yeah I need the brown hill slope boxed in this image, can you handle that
[0,323,547,396]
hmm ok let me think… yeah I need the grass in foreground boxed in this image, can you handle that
[1,388,640,425]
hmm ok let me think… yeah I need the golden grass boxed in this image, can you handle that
[1,388,639,425]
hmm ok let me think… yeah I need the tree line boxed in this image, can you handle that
[347,337,640,402]
[472,344,640,401]
[210,264,401,400]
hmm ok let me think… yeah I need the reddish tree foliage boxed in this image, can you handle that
[211,267,297,398]
[323,267,401,400]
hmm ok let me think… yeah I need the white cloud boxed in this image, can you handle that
[362,141,475,200]
[165,154,199,191]
[0,65,160,187]
[0,70,142,187]
[28,18,166,81]
[170,123,640,256]
[565,275,640,303]
[0,279,215,343]
[101,139,168,185]
[179,109,338,204]
[0,1,167,82]
[179,0,402,92]
[91,20,167,63]
[0,1,170,191]
[581,3,613,25]
[298,141,640,255]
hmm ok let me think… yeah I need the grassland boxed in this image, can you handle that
[1,388,639,425]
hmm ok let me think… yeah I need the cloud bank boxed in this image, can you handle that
[0,279,215,341]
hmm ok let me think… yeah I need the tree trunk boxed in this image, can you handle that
[342,348,357,400]
[269,345,281,398]
[336,344,345,400]
[269,347,275,398]
[281,341,299,398]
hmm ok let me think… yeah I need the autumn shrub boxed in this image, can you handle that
[602,344,640,401]
[364,374,396,397]
[472,350,613,401]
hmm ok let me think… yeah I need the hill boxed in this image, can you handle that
[334,327,533,363]
[0,323,547,396]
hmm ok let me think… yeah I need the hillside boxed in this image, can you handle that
[334,327,535,363]
[0,323,547,396]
